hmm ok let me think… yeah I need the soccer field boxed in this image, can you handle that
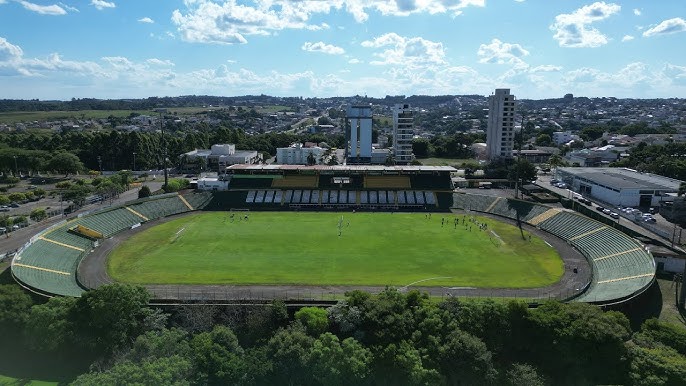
[107,212,564,288]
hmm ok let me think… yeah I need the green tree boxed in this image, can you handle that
[63,184,92,206]
[628,344,686,386]
[25,296,76,352]
[0,285,33,328]
[373,340,441,386]
[48,152,85,176]
[71,356,192,386]
[437,329,498,385]
[505,363,546,386]
[294,307,329,336]
[70,284,151,355]
[535,133,553,146]
[508,159,537,183]
[125,328,191,363]
[138,185,152,199]
[266,325,314,384]
[307,333,371,386]
[190,325,245,385]
[8,192,25,202]
[412,138,431,158]
[29,208,47,222]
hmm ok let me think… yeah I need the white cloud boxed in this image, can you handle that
[138,17,154,24]
[19,1,67,15]
[477,38,529,65]
[348,58,361,64]
[550,2,621,48]
[621,35,634,42]
[91,0,115,10]
[59,2,79,12]
[643,18,686,37]
[171,0,484,44]
[530,65,562,72]
[633,8,641,16]
[146,58,174,67]
[301,41,345,55]
[361,33,446,67]
[0,37,24,62]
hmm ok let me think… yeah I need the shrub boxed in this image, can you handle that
[138,185,152,199]
[294,307,329,336]
[163,178,190,193]
[8,192,26,202]
[30,208,47,222]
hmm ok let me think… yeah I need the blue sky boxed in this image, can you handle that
[0,0,685,100]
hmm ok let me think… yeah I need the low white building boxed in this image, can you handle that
[181,143,261,172]
[557,167,683,207]
[276,143,325,165]
[196,177,229,191]
[552,131,580,146]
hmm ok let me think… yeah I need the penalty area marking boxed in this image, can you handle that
[401,276,453,289]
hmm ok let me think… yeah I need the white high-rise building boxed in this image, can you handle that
[486,89,516,159]
[346,105,373,164]
[393,104,414,165]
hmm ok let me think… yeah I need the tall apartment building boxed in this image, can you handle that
[346,105,373,164]
[393,103,414,165]
[486,88,516,160]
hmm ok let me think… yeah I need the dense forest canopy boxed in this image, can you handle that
[1,284,685,385]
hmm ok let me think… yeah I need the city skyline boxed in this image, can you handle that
[0,0,685,100]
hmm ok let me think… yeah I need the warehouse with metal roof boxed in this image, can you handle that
[556,167,683,207]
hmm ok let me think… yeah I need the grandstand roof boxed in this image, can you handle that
[227,165,457,172]
[559,167,683,191]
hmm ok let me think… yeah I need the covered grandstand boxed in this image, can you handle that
[205,164,456,211]
[453,192,656,305]
[11,191,212,297]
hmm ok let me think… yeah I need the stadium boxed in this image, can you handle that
[10,165,655,305]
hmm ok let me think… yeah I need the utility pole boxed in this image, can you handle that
[132,152,137,172]
[97,155,102,175]
[155,109,169,189]
[12,155,18,177]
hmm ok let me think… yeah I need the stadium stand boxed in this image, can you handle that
[272,175,318,188]
[12,192,211,297]
[364,176,411,189]
[452,192,655,304]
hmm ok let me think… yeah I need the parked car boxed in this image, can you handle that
[596,206,605,212]
[610,212,619,219]
[649,207,657,214]
[602,209,611,215]
[644,217,657,223]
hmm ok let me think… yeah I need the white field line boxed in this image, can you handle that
[401,276,453,288]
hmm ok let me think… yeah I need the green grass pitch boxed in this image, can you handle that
[107,212,564,288]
